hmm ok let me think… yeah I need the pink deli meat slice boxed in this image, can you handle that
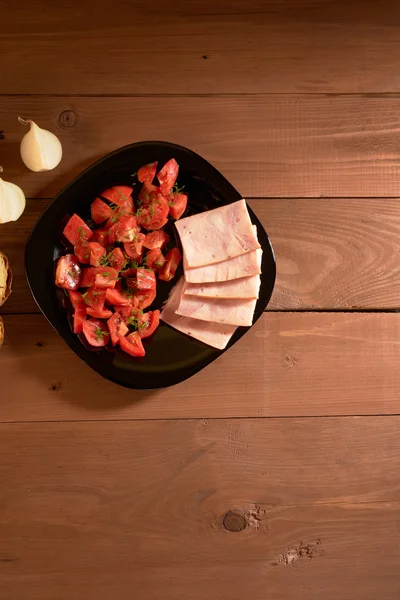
[175,199,260,268]
[160,278,237,350]
[184,247,262,283]
[183,274,261,300]
[176,294,257,327]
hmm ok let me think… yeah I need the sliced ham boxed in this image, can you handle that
[161,278,236,350]
[176,294,257,327]
[184,247,262,283]
[183,274,261,300]
[175,199,260,268]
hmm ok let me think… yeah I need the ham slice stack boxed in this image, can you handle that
[161,200,263,349]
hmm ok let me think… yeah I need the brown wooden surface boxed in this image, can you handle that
[2,95,400,198]
[1,312,399,422]
[2,0,400,95]
[2,417,400,600]
[3,197,400,314]
[1,0,400,597]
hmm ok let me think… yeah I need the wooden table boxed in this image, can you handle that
[1,1,400,598]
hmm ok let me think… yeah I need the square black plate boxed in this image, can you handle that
[25,142,276,389]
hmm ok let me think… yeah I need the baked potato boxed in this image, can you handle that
[0,251,12,307]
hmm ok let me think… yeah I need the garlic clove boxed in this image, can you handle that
[0,167,26,224]
[18,117,62,172]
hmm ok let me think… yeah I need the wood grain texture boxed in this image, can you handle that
[2,95,400,198]
[1,417,400,600]
[2,0,400,95]
[1,312,400,422]
[2,198,400,315]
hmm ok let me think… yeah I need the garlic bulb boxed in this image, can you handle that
[0,167,26,224]
[18,117,62,172]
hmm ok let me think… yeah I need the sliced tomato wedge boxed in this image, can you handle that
[135,287,156,310]
[74,242,91,264]
[82,318,110,347]
[105,288,131,307]
[95,267,119,288]
[159,248,182,282]
[120,332,145,357]
[63,214,93,246]
[138,162,158,184]
[107,313,129,346]
[55,254,81,290]
[124,232,146,260]
[138,182,160,205]
[92,228,109,245]
[73,300,87,334]
[157,159,179,195]
[145,248,165,270]
[136,268,156,291]
[68,290,83,309]
[115,305,135,319]
[82,287,106,311]
[168,192,188,220]
[108,247,126,271]
[108,215,139,244]
[100,186,134,210]
[86,307,113,319]
[137,309,160,339]
[80,267,100,288]
[91,198,113,224]
[137,194,169,230]
[142,230,170,250]
[89,242,106,267]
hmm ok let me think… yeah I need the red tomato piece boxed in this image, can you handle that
[86,307,113,319]
[108,215,139,244]
[137,309,160,339]
[124,232,146,260]
[115,305,134,319]
[55,254,81,290]
[80,267,100,288]
[68,290,83,309]
[74,242,91,264]
[82,318,110,347]
[120,267,137,278]
[73,300,87,334]
[157,159,179,195]
[138,162,158,184]
[92,228,109,245]
[82,287,106,311]
[100,186,134,208]
[137,194,169,230]
[105,288,131,307]
[142,230,170,250]
[91,198,113,224]
[136,268,156,291]
[159,248,182,282]
[107,313,129,346]
[89,242,106,267]
[95,267,119,288]
[120,332,145,357]
[135,288,156,310]
[168,192,188,220]
[145,248,165,270]
[63,214,93,246]
[138,182,160,205]
[108,247,126,271]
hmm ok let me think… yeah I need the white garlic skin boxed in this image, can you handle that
[0,177,26,224]
[19,119,62,172]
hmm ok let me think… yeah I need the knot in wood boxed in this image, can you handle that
[223,512,246,532]
[58,110,77,128]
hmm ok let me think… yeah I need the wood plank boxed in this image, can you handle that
[2,95,400,199]
[1,312,400,422]
[2,198,400,315]
[1,417,400,600]
[2,1,400,95]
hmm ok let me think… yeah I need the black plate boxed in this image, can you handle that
[25,142,276,389]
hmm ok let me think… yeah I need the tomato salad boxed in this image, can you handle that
[55,158,186,357]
